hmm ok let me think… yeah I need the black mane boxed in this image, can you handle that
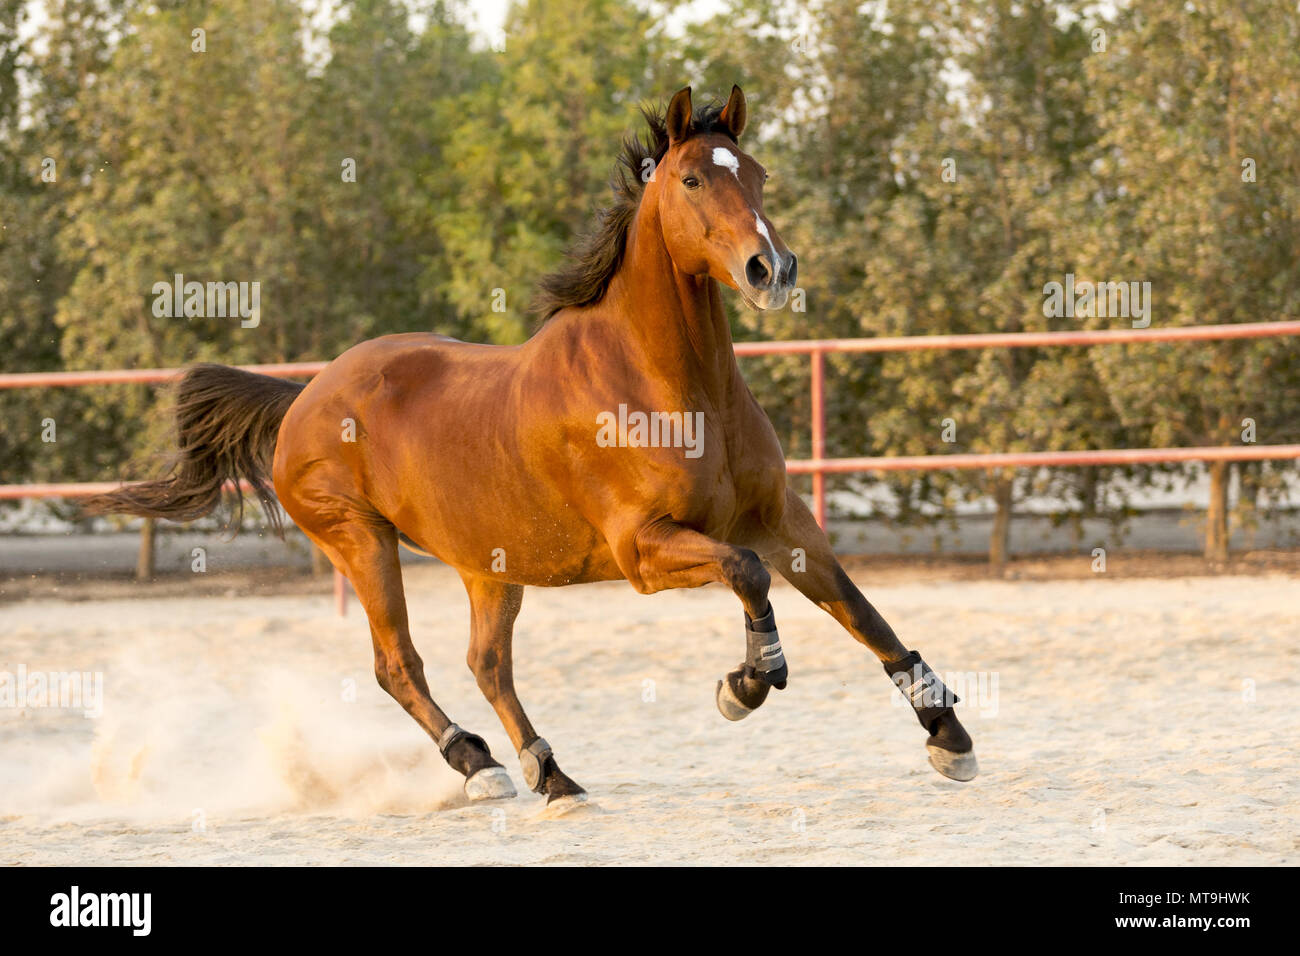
[531,99,735,319]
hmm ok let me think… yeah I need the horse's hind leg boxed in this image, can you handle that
[461,573,586,809]
[757,488,978,781]
[303,514,515,801]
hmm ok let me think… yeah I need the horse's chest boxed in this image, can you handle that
[567,383,786,530]
[656,424,784,528]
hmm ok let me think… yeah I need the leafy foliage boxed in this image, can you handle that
[1,0,1296,560]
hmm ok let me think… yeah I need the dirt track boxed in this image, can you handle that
[1,563,1297,864]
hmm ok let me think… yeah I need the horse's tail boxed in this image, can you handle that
[84,364,305,535]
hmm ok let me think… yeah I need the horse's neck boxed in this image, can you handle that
[598,199,738,397]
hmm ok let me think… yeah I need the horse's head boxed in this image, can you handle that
[651,86,797,311]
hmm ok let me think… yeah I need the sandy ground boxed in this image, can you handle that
[1,563,1297,865]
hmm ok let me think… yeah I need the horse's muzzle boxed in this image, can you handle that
[737,251,797,310]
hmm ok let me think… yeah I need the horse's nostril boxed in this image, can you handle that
[746,254,774,289]
[784,254,798,287]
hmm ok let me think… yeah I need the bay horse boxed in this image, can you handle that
[89,86,977,810]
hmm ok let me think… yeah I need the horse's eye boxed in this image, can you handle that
[682,175,701,189]
[764,172,770,183]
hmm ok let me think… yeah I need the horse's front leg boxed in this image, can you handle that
[756,488,978,781]
[626,518,790,721]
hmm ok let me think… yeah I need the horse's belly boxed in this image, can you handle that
[387,472,624,586]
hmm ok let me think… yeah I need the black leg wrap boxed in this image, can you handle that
[744,604,787,688]
[438,723,501,778]
[883,650,958,735]
[519,736,552,793]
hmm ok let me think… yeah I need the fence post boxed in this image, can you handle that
[810,347,826,529]
[136,517,156,582]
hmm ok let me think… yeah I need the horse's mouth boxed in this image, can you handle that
[738,285,791,311]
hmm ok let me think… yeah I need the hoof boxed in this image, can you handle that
[927,744,978,782]
[716,677,754,721]
[465,765,517,801]
[537,792,589,818]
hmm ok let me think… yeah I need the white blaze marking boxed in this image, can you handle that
[712,147,740,179]
[705,145,783,286]
[754,210,779,275]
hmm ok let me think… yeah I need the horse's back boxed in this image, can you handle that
[289,332,519,416]
[272,331,617,579]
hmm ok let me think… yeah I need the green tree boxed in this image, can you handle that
[434,0,662,343]
[50,0,489,483]
[0,0,137,487]
[311,0,492,341]
[855,0,1117,568]
[1081,0,1300,561]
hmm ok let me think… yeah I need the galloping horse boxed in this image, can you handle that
[90,86,977,809]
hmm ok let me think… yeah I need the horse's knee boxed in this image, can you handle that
[723,547,770,608]
[375,648,423,698]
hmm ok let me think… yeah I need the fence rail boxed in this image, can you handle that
[3,319,1297,391]
[727,319,1300,356]
[732,319,1300,525]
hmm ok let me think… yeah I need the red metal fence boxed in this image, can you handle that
[3,320,1299,608]
[732,320,1300,526]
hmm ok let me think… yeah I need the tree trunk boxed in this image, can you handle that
[1204,460,1230,563]
[989,476,1014,572]
[1238,462,1258,550]
[136,518,156,582]
[1240,462,1258,510]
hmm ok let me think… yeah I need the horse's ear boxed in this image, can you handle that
[719,85,747,139]
[666,86,693,144]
